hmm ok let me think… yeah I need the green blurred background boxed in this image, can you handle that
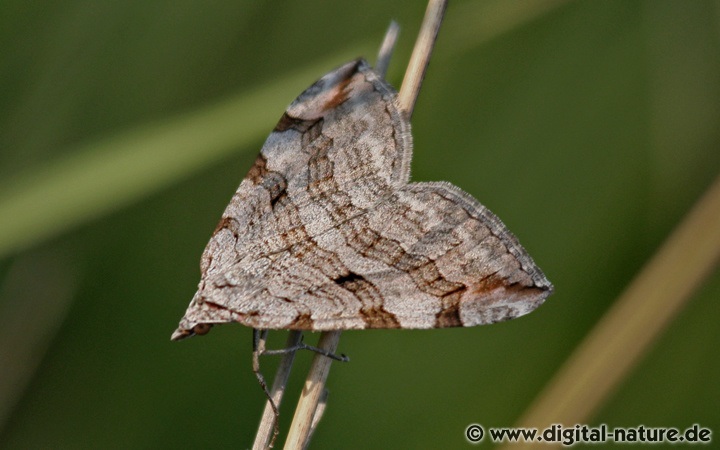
[1,0,718,448]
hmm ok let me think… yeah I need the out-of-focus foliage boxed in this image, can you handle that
[0,1,718,448]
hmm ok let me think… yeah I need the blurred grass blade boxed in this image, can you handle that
[505,173,720,448]
[0,247,78,433]
[0,1,566,260]
[0,50,364,258]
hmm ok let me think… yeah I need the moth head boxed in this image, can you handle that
[170,322,213,341]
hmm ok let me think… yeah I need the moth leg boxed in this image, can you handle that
[252,328,280,443]
[258,332,349,362]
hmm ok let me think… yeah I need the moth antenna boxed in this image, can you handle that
[256,332,349,362]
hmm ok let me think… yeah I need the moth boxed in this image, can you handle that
[172,59,552,341]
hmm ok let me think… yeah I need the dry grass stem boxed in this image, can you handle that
[280,2,448,447]
[397,0,448,117]
[503,173,720,449]
[283,331,342,450]
[253,330,303,450]
[375,21,400,78]
[306,388,329,446]
[252,22,406,450]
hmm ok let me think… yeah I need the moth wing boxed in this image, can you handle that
[172,59,552,338]
[290,181,551,329]
[182,181,552,332]
[173,59,412,337]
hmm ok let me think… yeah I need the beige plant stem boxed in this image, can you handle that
[305,388,329,445]
[375,21,400,79]
[397,0,447,118]
[283,330,343,450]
[502,173,720,449]
[252,330,303,450]
[282,1,448,448]
[254,20,406,450]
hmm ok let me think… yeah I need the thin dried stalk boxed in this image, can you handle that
[252,22,406,450]
[305,388,329,445]
[502,173,720,449]
[375,21,400,78]
[253,330,303,450]
[278,22,404,450]
[282,1,448,448]
[397,0,448,117]
[284,331,343,450]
